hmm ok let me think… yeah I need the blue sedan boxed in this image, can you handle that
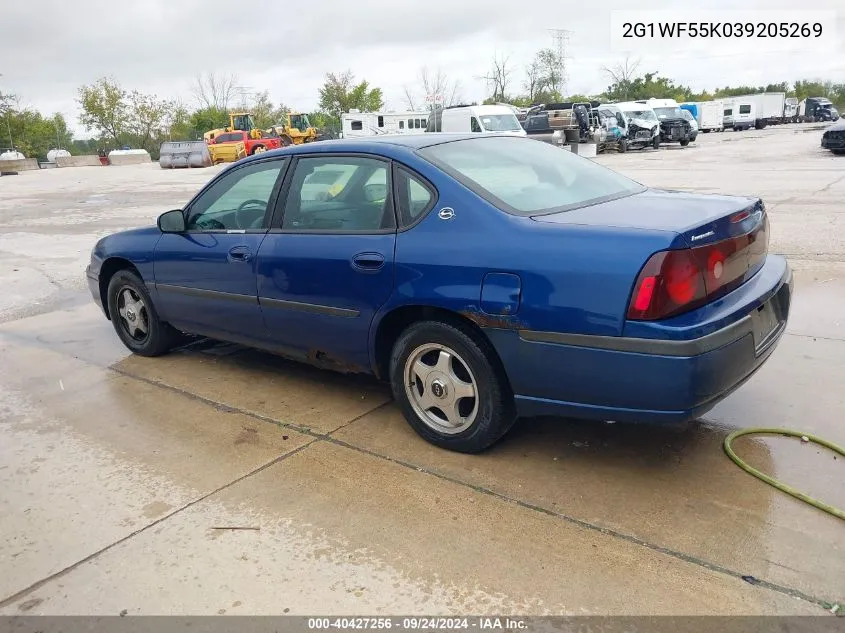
[86,134,792,452]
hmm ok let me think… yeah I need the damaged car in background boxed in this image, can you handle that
[821,119,845,155]
[616,102,661,150]
[644,99,694,147]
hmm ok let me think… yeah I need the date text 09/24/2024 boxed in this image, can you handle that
[307,617,526,630]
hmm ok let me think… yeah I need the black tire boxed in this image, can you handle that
[250,145,266,155]
[389,321,516,453]
[107,270,180,357]
[680,139,690,147]
[618,139,627,153]
[652,137,660,150]
[832,149,845,156]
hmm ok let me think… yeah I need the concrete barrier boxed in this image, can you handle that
[108,149,152,166]
[0,158,40,173]
[56,155,103,168]
[159,141,212,169]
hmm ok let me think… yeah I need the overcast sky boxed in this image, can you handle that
[1,0,843,134]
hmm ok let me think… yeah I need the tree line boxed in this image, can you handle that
[2,54,843,161]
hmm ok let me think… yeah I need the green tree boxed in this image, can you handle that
[77,77,129,146]
[127,90,171,151]
[189,106,229,137]
[318,70,384,122]
[535,49,563,101]
[165,101,195,141]
[250,91,291,129]
[2,108,74,160]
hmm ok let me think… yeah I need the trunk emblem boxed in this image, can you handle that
[691,230,715,242]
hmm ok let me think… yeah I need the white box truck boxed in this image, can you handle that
[729,93,786,128]
[697,100,724,132]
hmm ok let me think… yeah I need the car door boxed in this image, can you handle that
[153,157,289,342]
[255,154,397,371]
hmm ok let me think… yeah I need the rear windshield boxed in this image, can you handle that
[418,136,644,216]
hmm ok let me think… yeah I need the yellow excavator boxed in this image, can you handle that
[203,112,263,144]
[266,112,318,145]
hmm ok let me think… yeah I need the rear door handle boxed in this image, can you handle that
[228,246,253,263]
[351,252,385,272]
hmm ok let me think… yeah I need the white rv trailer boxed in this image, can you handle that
[341,110,430,138]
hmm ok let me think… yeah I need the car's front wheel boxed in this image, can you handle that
[390,321,516,453]
[107,270,180,356]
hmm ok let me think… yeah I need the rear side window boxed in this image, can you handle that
[394,167,435,227]
[739,105,751,114]
[419,136,643,216]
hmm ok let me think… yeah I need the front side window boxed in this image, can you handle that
[419,136,644,216]
[186,159,287,231]
[281,156,394,232]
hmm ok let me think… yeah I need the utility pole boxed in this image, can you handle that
[548,29,571,98]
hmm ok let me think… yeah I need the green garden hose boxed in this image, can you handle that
[723,428,845,521]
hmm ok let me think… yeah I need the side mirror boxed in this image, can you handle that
[158,209,186,233]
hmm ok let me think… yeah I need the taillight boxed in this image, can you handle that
[627,250,706,320]
[628,213,768,321]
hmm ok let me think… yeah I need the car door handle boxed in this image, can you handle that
[228,246,253,263]
[351,252,385,272]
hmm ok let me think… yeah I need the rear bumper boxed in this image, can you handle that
[487,257,792,423]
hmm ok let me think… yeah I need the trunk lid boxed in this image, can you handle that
[532,188,763,246]
[533,188,769,298]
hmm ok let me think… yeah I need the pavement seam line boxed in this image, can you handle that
[103,368,832,611]
[0,438,319,610]
[786,332,845,343]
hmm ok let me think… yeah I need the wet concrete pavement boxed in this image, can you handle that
[0,127,842,615]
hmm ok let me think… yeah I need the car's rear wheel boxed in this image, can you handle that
[389,321,516,453]
[107,270,180,357]
[251,145,266,155]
